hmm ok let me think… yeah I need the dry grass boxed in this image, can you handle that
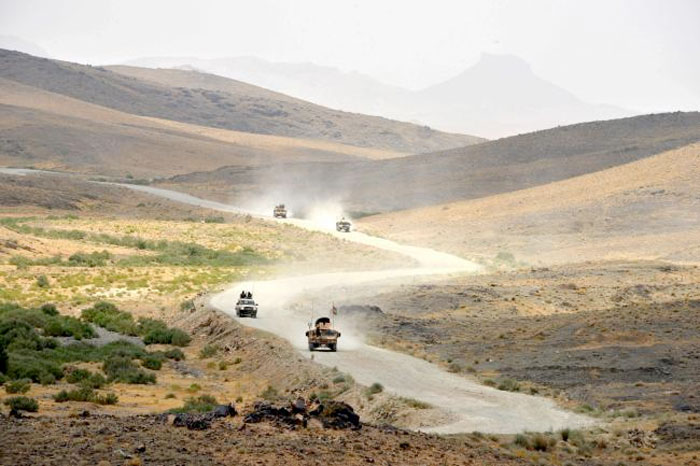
[361,143,700,265]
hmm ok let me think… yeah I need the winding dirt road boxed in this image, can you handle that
[0,170,594,433]
[111,184,593,434]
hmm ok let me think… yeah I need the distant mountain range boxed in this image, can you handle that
[125,54,634,138]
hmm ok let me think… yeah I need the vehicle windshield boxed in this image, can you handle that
[239,299,255,305]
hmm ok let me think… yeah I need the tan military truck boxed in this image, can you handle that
[335,217,351,232]
[273,204,287,218]
[305,317,341,352]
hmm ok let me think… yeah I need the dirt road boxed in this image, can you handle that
[0,171,593,433]
[104,184,591,434]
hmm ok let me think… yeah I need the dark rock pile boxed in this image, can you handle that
[167,403,237,430]
[244,398,361,430]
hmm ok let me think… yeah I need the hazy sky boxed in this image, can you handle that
[1,0,699,112]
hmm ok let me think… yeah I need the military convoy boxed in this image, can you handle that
[273,204,287,218]
[335,217,351,232]
[306,317,341,351]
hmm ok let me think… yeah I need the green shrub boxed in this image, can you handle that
[199,344,220,359]
[532,433,554,452]
[36,275,50,288]
[141,355,163,370]
[54,386,118,405]
[0,340,7,374]
[65,369,106,389]
[218,361,228,370]
[40,304,59,316]
[7,352,63,383]
[169,329,191,347]
[497,378,520,392]
[44,316,95,340]
[67,250,112,267]
[142,326,190,346]
[204,216,225,224]
[513,434,530,449]
[103,356,155,384]
[187,383,201,393]
[39,372,56,385]
[163,348,185,361]
[365,382,384,396]
[4,396,38,412]
[5,378,30,394]
[169,394,218,413]
[81,302,138,336]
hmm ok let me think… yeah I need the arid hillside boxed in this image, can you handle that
[0,77,404,176]
[0,49,482,154]
[360,143,700,265]
[158,112,700,212]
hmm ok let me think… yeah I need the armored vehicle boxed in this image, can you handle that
[335,218,351,232]
[235,298,258,318]
[273,204,287,218]
[305,317,341,351]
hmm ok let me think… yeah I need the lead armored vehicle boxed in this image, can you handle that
[305,317,341,351]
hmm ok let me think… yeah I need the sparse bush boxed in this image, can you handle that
[102,356,156,384]
[532,433,554,452]
[400,397,431,409]
[497,378,520,392]
[40,304,58,316]
[170,394,218,413]
[179,299,195,312]
[365,382,384,396]
[261,385,279,400]
[7,352,63,383]
[36,275,50,288]
[67,250,112,267]
[5,378,30,394]
[204,216,225,224]
[4,396,38,412]
[81,302,138,336]
[169,329,191,347]
[141,355,163,370]
[447,362,462,373]
[218,361,228,370]
[54,386,117,405]
[199,344,220,359]
[163,348,185,361]
[233,357,242,365]
[514,434,530,449]
[332,375,346,384]
[187,383,201,393]
[39,372,56,385]
[165,393,176,399]
[560,428,571,442]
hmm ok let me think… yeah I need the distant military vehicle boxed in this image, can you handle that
[335,217,351,232]
[306,317,341,351]
[273,204,287,218]
[235,297,258,318]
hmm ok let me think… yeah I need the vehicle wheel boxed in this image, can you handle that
[252,313,257,318]
[308,343,315,351]
[329,343,337,352]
